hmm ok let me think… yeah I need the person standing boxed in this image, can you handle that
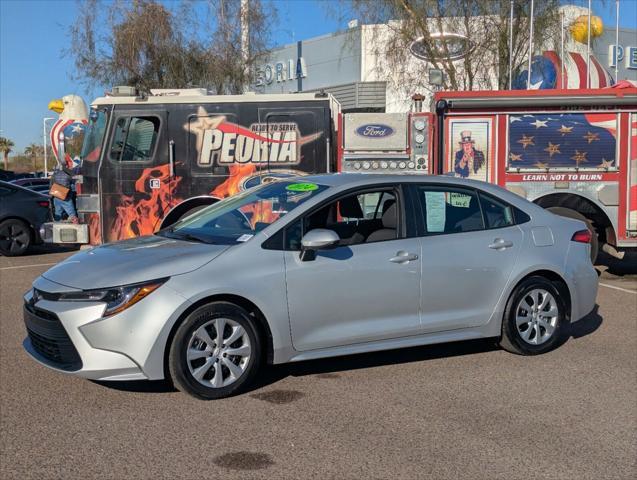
[49,164,78,223]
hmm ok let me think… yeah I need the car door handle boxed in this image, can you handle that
[389,251,419,263]
[489,238,514,250]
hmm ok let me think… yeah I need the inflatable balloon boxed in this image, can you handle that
[570,15,604,44]
[48,95,89,168]
[512,55,558,90]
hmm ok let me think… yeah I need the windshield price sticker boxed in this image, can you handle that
[286,182,319,192]
[236,234,254,242]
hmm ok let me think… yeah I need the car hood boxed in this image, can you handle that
[42,235,230,290]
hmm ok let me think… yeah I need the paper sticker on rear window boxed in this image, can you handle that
[286,182,319,192]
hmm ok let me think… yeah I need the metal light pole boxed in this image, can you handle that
[508,0,514,89]
[43,117,55,177]
[527,0,535,89]
[560,10,565,88]
[240,0,250,93]
[586,0,592,89]
[615,0,620,82]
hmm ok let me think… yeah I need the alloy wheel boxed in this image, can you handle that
[186,317,252,388]
[515,289,559,345]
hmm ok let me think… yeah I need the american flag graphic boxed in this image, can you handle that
[508,113,617,169]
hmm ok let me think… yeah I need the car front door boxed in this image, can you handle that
[283,186,422,352]
[409,184,524,332]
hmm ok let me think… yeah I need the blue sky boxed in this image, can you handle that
[1,0,635,153]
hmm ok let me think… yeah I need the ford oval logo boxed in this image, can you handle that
[409,32,473,62]
[355,124,395,138]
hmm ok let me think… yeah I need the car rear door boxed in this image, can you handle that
[409,184,524,332]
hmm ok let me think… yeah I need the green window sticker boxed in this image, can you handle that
[286,182,319,192]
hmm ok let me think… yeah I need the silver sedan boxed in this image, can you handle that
[23,174,598,399]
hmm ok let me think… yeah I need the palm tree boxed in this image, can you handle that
[0,137,15,171]
[24,143,44,173]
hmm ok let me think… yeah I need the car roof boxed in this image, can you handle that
[0,179,49,197]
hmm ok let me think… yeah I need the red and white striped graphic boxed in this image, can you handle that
[544,51,614,89]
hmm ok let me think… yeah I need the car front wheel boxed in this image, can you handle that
[168,302,262,400]
[500,276,567,355]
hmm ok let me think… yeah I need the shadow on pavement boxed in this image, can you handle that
[23,244,80,256]
[92,379,177,394]
[595,251,637,277]
[567,305,603,339]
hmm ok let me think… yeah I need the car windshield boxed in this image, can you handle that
[80,108,108,162]
[158,180,329,245]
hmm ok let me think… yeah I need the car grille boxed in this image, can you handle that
[24,303,82,371]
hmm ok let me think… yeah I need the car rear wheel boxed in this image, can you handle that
[500,276,566,355]
[168,302,262,400]
[0,219,32,256]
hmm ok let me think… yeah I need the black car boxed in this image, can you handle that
[0,180,51,256]
[10,177,51,194]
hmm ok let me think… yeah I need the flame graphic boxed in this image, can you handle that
[86,213,102,245]
[210,163,257,198]
[210,164,281,227]
[109,164,182,241]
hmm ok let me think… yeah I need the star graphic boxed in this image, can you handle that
[531,119,548,128]
[543,142,561,157]
[570,150,588,165]
[583,131,600,144]
[558,125,573,135]
[535,161,549,169]
[71,124,84,133]
[184,106,225,156]
[517,134,535,149]
[510,116,522,123]
[509,152,522,161]
[529,80,544,89]
[598,158,614,168]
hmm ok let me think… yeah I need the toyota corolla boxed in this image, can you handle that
[23,174,598,399]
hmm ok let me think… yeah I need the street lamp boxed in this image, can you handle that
[43,117,55,177]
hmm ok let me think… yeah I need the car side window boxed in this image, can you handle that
[110,116,160,162]
[415,186,484,235]
[478,192,515,229]
[278,189,400,250]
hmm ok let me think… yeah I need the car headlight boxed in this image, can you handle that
[57,279,166,317]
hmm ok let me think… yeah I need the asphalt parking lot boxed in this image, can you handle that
[1,249,636,479]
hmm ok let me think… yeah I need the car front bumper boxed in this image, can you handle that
[22,277,191,381]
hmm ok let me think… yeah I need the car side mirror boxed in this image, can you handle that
[300,229,340,261]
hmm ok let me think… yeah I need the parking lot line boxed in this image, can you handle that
[599,282,637,295]
[0,262,58,271]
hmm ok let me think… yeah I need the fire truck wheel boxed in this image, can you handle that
[499,276,567,356]
[547,207,598,263]
[0,219,32,256]
[168,301,262,400]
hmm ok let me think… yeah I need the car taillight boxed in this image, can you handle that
[37,200,49,208]
[571,229,592,243]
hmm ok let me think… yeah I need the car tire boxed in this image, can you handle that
[499,276,567,355]
[0,219,32,256]
[168,302,262,400]
[547,207,598,263]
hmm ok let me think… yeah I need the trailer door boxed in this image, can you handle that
[100,108,170,243]
[259,108,327,178]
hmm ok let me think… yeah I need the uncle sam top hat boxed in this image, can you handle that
[459,131,475,144]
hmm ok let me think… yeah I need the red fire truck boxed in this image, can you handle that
[339,87,637,263]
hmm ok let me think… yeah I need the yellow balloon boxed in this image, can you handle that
[570,15,604,44]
